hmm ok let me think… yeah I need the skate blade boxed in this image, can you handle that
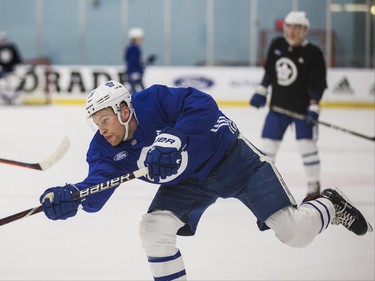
[367,222,373,233]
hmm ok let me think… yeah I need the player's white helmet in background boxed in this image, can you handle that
[285,11,309,27]
[86,80,134,140]
[128,27,144,40]
[284,11,309,46]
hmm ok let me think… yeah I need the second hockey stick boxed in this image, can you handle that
[0,167,148,226]
[0,136,70,170]
[271,106,375,142]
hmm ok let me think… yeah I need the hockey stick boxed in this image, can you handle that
[0,136,71,170]
[0,167,148,226]
[271,106,375,142]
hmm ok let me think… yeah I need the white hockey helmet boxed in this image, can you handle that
[86,81,134,140]
[86,80,132,118]
[284,11,309,27]
[128,27,144,39]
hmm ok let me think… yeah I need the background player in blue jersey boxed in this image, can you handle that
[40,81,371,280]
[124,27,156,94]
[250,11,327,196]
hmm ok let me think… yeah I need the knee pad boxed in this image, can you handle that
[139,210,185,257]
[261,138,281,162]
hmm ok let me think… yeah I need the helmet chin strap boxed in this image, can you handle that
[117,108,134,141]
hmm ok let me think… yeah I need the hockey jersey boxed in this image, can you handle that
[0,42,22,75]
[262,37,327,114]
[75,85,238,212]
[125,43,144,76]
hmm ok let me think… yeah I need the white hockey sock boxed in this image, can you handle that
[301,197,334,233]
[148,250,187,281]
[260,138,281,162]
[266,198,335,248]
[297,140,320,182]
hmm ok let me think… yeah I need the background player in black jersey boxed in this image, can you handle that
[250,11,327,196]
[0,31,23,105]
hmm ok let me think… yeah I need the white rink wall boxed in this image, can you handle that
[19,66,375,107]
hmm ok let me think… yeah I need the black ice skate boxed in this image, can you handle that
[321,188,373,236]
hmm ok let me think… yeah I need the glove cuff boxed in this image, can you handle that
[157,128,188,150]
[308,104,320,114]
[40,184,80,204]
[255,85,268,96]
[65,184,80,193]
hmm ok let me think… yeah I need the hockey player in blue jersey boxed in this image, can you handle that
[250,11,327,196]
[40,81,372,280]
[124,27,156,94]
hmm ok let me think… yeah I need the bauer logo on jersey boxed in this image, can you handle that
[275,57,297,86]
[113,151,128,161]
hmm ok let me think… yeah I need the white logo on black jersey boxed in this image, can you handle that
[0,49,13,63]
[274,49,282,56]
[275,57,297,86]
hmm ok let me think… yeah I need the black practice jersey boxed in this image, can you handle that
[262,37,327,114]
[0,42,22,73]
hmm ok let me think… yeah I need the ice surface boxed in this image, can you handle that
[0,105,374,280]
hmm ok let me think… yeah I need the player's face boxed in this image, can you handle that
[92,108,126,146]
[284,23,307,46]
[134,37,144,45]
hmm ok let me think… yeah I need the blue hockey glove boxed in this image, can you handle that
[39,184,80,220]
[145,128,187,182]
[250,85,268,108]
[306,104,320,124]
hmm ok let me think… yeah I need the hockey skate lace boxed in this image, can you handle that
[332,202,355,228]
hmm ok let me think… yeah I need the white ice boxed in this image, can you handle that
[0,105,374,280]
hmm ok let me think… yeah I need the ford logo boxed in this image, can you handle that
[113,151,128,161]
[174,76,214,89]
